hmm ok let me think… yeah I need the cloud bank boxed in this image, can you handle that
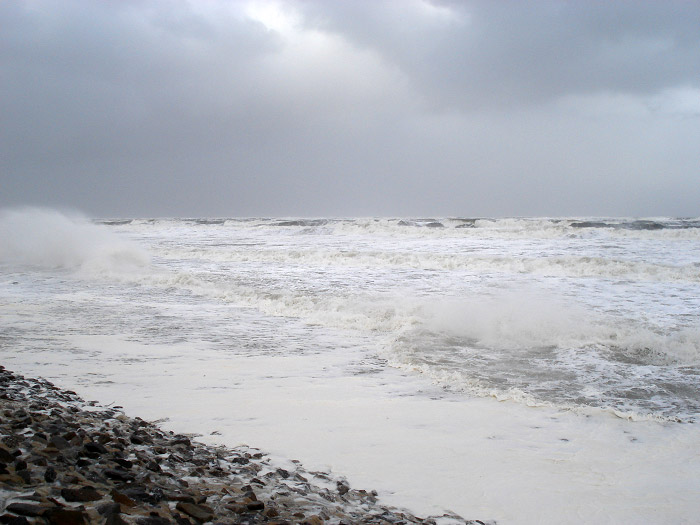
[2,0,699,217]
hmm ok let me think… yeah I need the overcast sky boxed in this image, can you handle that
[2,0,699,217]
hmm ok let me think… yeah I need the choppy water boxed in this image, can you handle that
[2,209,700,421]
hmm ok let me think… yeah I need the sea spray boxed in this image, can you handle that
[0,207,150,273]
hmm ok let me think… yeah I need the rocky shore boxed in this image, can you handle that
[0,366,489,525]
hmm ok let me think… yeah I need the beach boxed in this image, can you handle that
[0,366,482,524]
[3,2,699,522]
[2,211,700,524]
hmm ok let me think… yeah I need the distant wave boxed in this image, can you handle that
[104,217,700,241]
[569,219,700,230]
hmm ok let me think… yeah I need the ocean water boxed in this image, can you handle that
[1,207,700,523]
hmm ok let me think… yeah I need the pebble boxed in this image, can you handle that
[0,366,491,524]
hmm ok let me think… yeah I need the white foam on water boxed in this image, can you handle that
[383,291,700,421]
[414,292,700,365]
[150,245,700,283]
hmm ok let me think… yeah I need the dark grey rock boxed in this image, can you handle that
[97,502,122,516]
[61,486,102,502]
[16,470,31,484]
[170,437,191,447]
[145,459,161,472]
[48,436,71,450]
[113,458,134,469]
[246,501,265,511]
[104,468,135,482]
[45,508,89,525]
[105,515,129,525]
[83,442,108,455]
[172,514,193,525]
[5,503,51,517]
[0,446,19,463]
[120,487,162,504]
[44,467,58,483]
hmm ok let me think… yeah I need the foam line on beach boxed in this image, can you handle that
[0,366,486,525]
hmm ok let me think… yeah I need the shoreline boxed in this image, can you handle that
[0,366,487,524]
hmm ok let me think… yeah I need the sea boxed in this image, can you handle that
[1,207,699,524]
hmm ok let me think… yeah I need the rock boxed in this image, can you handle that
[172,514,193,525]
[176,502,214,522]
[0,446,19,463]
[104,468,135,482]
[171,437,191,447]
[5,503,51,517]
[61,487,103,502]
[31,455,48,466]
[224,502,248,514]
[1,515,31,525]
[83,441,108,455]
[48,436,71,450]
[44,467,58,483]
[145,459,161,472]
[161,492,194,503]
[136,516,171,525]
[120,487,162,504]
[246,501,265,511]
[44,508,89,525]
[97,502,122,516]
[105,514,129,525]
[16,470,31,484]
[12,417,32,429]
[111,490,137,507]
[113,458,134,469]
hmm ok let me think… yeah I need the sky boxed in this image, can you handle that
[2,0,699,218]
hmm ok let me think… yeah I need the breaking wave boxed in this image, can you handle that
[387,293,700,421]
[0,207,150,273]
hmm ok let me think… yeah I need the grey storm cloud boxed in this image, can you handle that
[298,0,700,108]
[1,0,699,217]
